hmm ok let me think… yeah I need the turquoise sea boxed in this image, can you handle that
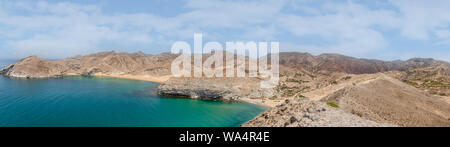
[0,76,267,127]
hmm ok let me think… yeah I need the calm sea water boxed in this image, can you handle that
[0,76,267,127]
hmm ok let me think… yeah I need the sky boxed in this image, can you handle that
[0,0,449,61]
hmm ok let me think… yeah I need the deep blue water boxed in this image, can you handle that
[0,76,267,127]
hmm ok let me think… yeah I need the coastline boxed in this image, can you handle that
[96,74,280,108]
[90,73,277,107]
[92,73,171,83]
[2,72,277,108]
[92,73,278,108]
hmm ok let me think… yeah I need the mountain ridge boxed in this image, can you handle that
[2,51,448,77]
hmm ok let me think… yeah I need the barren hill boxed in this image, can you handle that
[244,73,450,127]
[317,74,450,127]
[1,51,177,79]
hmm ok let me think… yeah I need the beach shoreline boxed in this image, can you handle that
[1,72,278,108]
[71,73,278,108]
[92,73,171,83]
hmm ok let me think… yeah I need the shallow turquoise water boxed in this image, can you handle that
[0,76,267,127]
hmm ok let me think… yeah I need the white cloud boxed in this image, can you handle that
[0,0,160,59]
[389,0,450,40]
[278,1,397,56]
[182,0,284,28]
[0,0,448,61]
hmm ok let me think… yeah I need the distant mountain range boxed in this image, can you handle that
[1,51,448,77]
[277,52,449,74]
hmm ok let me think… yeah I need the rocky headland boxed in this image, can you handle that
[157,77,276,101]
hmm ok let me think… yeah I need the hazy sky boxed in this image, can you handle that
[0,0,449,61]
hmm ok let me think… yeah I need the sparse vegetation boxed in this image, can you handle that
[296,94,306,98]
[283,89,295,97]
[342,76,352,80]
[331,81,338,85]
[295,73,304,77]
[286,78,309,84]
[405,70,414,76]
[351,110,363,117]
[302,86,311,91]
[425,72,438,78]
[402,80,418,87]
[398,67,449,97]
[320,72,331,76]
[278,84,289,91]
[421,80,448,88]
[327,102,339,108]
[307,73,316,79]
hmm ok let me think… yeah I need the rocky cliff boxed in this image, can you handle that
[157,77,276,100]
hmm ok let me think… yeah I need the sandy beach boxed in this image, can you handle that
[92,73,172,83]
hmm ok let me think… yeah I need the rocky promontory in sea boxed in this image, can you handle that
[157,77,276,101]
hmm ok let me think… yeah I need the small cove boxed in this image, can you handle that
[0,76,267,127]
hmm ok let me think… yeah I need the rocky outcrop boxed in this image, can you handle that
[157,78,276,101]
[0,64,13,75]
[242,98,394,127]
[81,68,103,77]
[158,85,238,100]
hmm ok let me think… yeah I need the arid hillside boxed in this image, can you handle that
[244,73,450,127]
[319,74,450,127]
[277,52,448,74]
[387,65,450,96]
[2,51,450,127]
[1,51,177,78]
